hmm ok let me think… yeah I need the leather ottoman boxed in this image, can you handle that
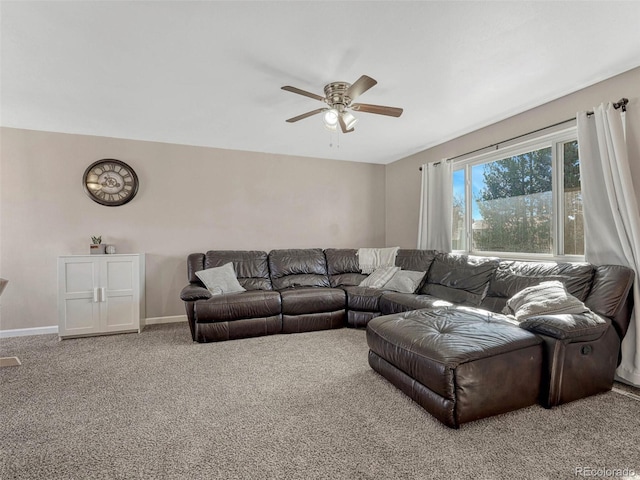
[366,307,543,428]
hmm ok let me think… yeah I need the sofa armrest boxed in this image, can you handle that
[180,284,212,301]
[518,312,609,342]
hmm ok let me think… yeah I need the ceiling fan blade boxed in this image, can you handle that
[346,75,377,101]
[281,86,325,102]
[285,108,326,123]
[338,115,354,134]
[351,103,403,117]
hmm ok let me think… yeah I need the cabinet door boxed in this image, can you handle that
[58,258,100,337]
[100,256,139,332]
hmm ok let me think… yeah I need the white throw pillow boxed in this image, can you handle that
[359,265,400,289]
[195,263,246,296]
[383,270,426,293]
[503,280,588,321]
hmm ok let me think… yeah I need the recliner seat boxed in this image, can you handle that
[181,250,282,342]
[268,248,346,333]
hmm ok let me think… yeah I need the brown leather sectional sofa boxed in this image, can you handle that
[180,248,634,428]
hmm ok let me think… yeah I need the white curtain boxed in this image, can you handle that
[418,160,452,251]
[578,101,640,387]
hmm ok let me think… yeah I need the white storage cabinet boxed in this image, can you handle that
[58,254,145,338]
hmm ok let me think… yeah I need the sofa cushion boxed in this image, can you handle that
[395,249,438,273]
[203,250,272,291]
[194,290,281,323]
[379,292,454,315]
[280,287,346,315]
[420,253,499,306]
[359,265,400,288]
[187,253,206,283]
[503,281,589,321]
[343,286,387,312]
[269,249,330,290]
[383,270,426,293]
[481,260,594,314]
[195,263,246,295]
[585,265,634,323]
[324,248,368,287]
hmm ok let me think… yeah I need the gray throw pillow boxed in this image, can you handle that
[383,270,426,293]
[503,280,588,321]
[359,265,400,289]
[195,262,246,295]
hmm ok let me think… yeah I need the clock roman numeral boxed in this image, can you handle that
[85,160,136,205]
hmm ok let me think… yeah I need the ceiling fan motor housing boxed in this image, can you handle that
[324,82,351,110]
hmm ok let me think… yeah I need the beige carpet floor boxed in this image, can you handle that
[1,323,639,480]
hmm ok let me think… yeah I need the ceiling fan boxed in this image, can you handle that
[281,75,403,134]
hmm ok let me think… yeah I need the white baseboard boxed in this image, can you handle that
[144,315,187,326]
[1,315,187,338]
[0,325,59,338]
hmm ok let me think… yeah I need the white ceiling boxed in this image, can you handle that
[2,1,640,165]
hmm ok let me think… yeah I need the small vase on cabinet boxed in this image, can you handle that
[90,236,105,254]
[90,244,106,254]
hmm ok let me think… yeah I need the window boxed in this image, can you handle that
[452,127,583,258]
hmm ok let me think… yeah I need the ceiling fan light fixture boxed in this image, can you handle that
[323,109,339,130]
[342,111,358,130]
[282,75,401,134]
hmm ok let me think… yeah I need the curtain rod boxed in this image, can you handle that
[419,97,628,170]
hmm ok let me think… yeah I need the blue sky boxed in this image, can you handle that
[453,166,486,221]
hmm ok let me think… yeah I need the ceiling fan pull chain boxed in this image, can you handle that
[328,130,339,149]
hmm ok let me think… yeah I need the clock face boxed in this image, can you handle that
[83,159,139,206]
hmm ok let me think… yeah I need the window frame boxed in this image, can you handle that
[452,124,583,261]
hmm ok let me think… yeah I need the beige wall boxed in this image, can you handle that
[0,129,386,330]
[3,67,638,332]
[385,66,640,248]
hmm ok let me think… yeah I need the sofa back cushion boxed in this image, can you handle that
[187,253,206,284]
[585,264,634,339]
[481,260,594,313]
[269,248,330,290]
[395,249,438,272]
[324,249,368,287]
[195,250,272,291]
[420,253,499,306]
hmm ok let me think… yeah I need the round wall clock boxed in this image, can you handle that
[83,159,139,206]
